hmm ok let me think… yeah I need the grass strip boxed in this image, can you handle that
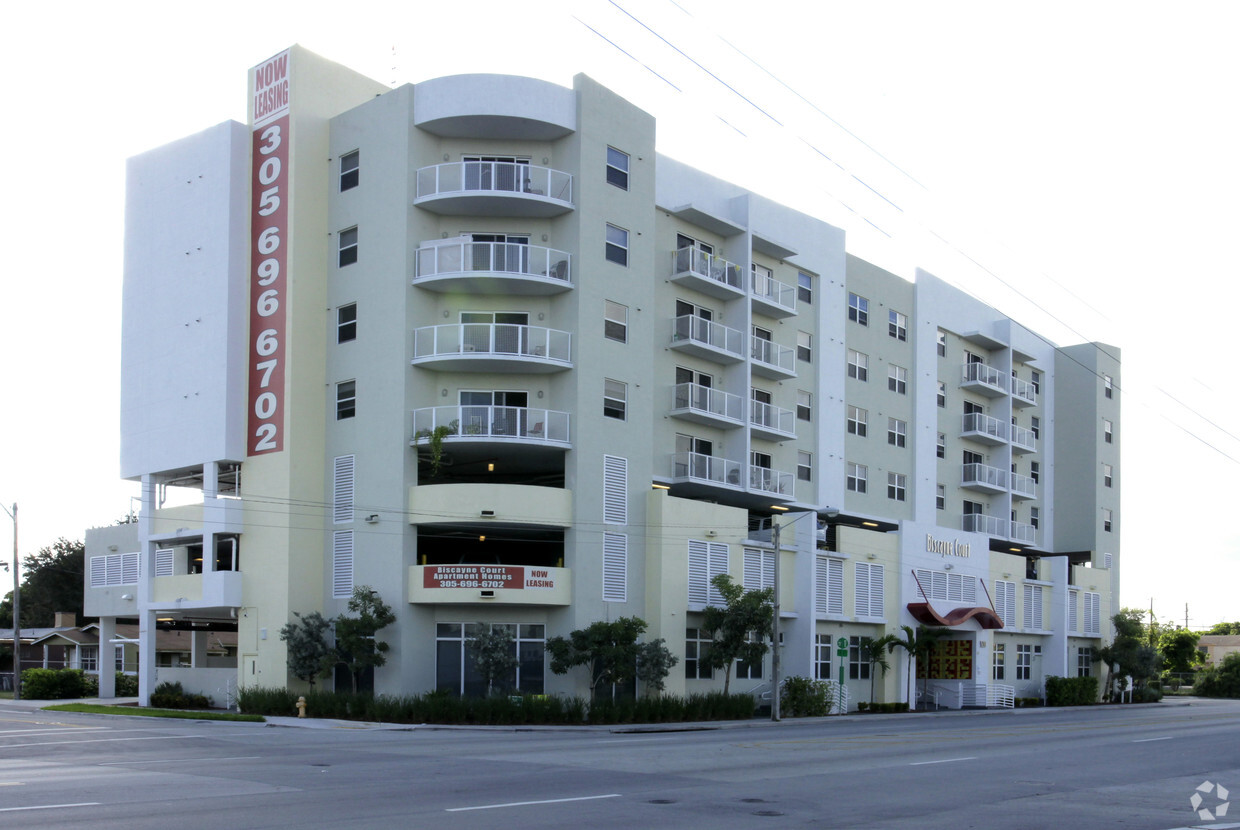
[43,703,265,722]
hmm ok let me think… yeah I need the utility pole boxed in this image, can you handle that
[771,520,781,722]
[2,503,17,701]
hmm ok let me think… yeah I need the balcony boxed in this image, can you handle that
[960,362,1007,397]
[749,400,797,442]
[409,564,571,606]
[670,247,744,300]
[961,463,1008,494]
[749,465,794,499]
[413,240,572,295]
[412,406,570,447]
[1010,522,1037,545]
[961,412,1008,446]
[749,271,797,319]
[1010,377,1037,407]
[1010,472,1036,499]
[750,336,796,380]
[671,452,743,490]
[1010,425,1036,454]
[962,513,1006,537]
[669,315,745,364]
[669,383,745,429]
[412,324,571,373]
[414,162,573,217]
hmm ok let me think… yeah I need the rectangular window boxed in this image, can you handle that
[436,623,545,696]
[685,627,713,679]
[603,455,628,525]
[937,432,946,459]
[797,331,812,362]
[338,227,358,267]
[1031,416,1041,440]
[1077,647,1092,678]
[937,381,946,408]
[815,634,833,680]
[888,310,907,341]
[333,455,355,524]
[606,147,629,190]
[1016,644,1032,681]
[1030,506,1039,530]
[332,530,354,598]
[337,303,357,344]
[340,150,359,191]
[1103,463,1113,487]
[1103,419,1113,443]
[797,451,812,482]
[887,472,906,501]
[847,350,868,381]
[79,646,98,672]
[1103,374,1113,398]
[797,390,812,421]
[1102,508,1112,533]
[848,636,872,680]
[887,418,907,448]
[848,293,869,325]
[798,271,813,304]
[603,378,627,420]
[847,463,867,493]
[936,484,945,510]
[888,364,907,394]
[847,405,868,437]
[605,224,629,266]
[855,562,884,617]
[815,555,844,615]
[992,643,1005,680]
[336,380,356,420]
[602,532,627,602]
[1031,371,1041,394]
[1030,461,1040,483]
[937,330,947,357]
[604,300,628,343]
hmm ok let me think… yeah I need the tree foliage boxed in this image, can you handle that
[1095,608,1161,699]
[701,574,773,695]
[1195,652,1240,698]
[885,624,947,708]
[866,633,896,705]
[635,638,678,694]
[1157,628,1201,674]
[466,624,519,697]
[332,586,396,694]
[0,538,85,628]
[279,611,334,687]
[1205,621,1240,636]
[547,616,657,697]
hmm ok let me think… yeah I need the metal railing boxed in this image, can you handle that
[672,383,743,422]
[1010,521,1037,544]
[415,241,571,284]
[750,400,795,435]
[989,683,1015,708]
[412,406,570,443]
[673,247,742,291]
[962,463,1007,489]
[750,270,796,313]
[1010,424,1036,450]
[671,452,743,486]
[962,512,1006,536]
[749,465,794,496]
[413,324,571,364]
[671,315,744,357]
[750,336,795,373]
[416,161,573,204]
[1010,376,1037,404]
[961,362,1007,391]
[961,412,1007,442]
[1010,472,1036,498]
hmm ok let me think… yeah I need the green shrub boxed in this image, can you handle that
[114,673,139,696]
[781,676,834,717]
[1133,686,1162,703]
[149,681,210,710]
[857,701,869,712]
[1195,653,1240,699]
[1045,676,1098,706]
[21,668,94,699]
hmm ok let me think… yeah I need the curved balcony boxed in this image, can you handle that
[415,162,573,217]
[669,383,744,429]
[414,240,572,295]
[670,247,744,300]
[412,324,571,373]
[412,406,570,447]
[749,400,796,442]
[669,315,744,364]
[750,336,796,380]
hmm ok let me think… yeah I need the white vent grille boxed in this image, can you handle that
[855,562,884,618]
[688,540,728,606]
[333,530,354,598]
[815,555,844,615]
[333,455,356,525]
[154,548,175,578]
[1023,583,1044,630]
[603,455,628,525]
[602,532,627,602]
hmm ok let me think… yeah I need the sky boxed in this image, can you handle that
[1,0,1237,628]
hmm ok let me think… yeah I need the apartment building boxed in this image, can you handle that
[86,46,1119,709]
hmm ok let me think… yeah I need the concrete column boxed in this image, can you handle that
[98,616,117,698]
[191,630,210,668]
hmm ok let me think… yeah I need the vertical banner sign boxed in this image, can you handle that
[248,51,291,455]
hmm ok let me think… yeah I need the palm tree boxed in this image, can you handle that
[866,634,895,706]
[885,625,948,709]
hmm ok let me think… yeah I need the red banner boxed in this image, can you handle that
[422,565,557,590]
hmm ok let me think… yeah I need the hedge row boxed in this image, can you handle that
[1045,675,1099,706]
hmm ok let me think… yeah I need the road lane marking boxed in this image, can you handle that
[447,794,621,812]
[0,802,100,813]
[910,757,978,766]
[4,735,202,749]
[98,756,261,766]
[0,727,106,734]
[0,782,25,786]
[1131,736,1173,743]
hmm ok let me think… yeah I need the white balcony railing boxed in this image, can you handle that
[673,247,743,292]
[671,452,743,487]
[671,315,744,357]
[1010,376,1037,406]
[416,161,573,204]
[961,412,1007,443]
[961,362,1007,394]
[962,512,1006,537]
[1010,472,1036,498]
[413,324,571,364]
[415,241,571,285]
[672,383,744,423]
[1010,522,1037,544]
[750,270,797,315]
[962,463,1007,490]
[750,337,795,374]
[412,406,570,444]
[749,465,794,496]
[1010,425,1036,452]
[750,400,795,436]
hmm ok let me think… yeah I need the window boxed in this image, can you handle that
[1103,463,1113,488]
[1031,371,1041,394]
[887,418,907,448]
[847,463,867,493]
[338,227,358,267]
[888,310,907,341]
[937,381,946,408]
[937,330,947,357]
[815,555,844,615]
[115,645,125,673]
[605,224,628,265]
[1031,416,1040,440]
[888,364,907,394]
[815,634,833,680]
[1030,506,1039,530]
[336,380,356,420]
[603,532,627,602]
[797,331,812,362]
[437,623,545,696]
[847,405,868,437]
[798,271,812,304]
[1103,508,1112,532]
[337,303,357,344]
[340,150,359,191]
[797,390,812,421]
[1077,647,1092,678]
[994,580,1016,628]
[887,472,906,501]
[992,643,1005,680]
[1103,374,1113,398]
[848,293,869,325]
[603,378,627,420]
[847,350,868,381]
[79,645,99,672]
[685,628,713,679]
[737,634,764,680]
[1103,419,1113,443]
[604,300,627,343]
[797,451,812,482]
[1030,461,1040,484]
[1016,644,1032,681]
[936,484,945,510]
[606,147,629,190]
[937,432,946,459]
[848,636,872,680]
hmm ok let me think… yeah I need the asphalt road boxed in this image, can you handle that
[1,698,1237,829]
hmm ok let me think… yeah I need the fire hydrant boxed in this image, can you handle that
[296,695,307,718]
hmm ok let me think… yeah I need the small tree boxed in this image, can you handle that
[1096,608,1160,700]
[466,624,519,697]
[280,611,334,687]
[702,574,774,695]
[866,634,896,705]
[1158,628,1201,674]
[547,617,648,698]
[332,586,396,694]
[885,625,947,709]
[636,638,678,694]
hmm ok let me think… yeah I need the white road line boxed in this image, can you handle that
[909,757,978,766]
[0,727,106,735]
[1131,736,1173,743]
[98,755,261,766]
[447,794,622,812]
[596,737,673,743]
[0,802,101,813]
[4,735,201,749]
